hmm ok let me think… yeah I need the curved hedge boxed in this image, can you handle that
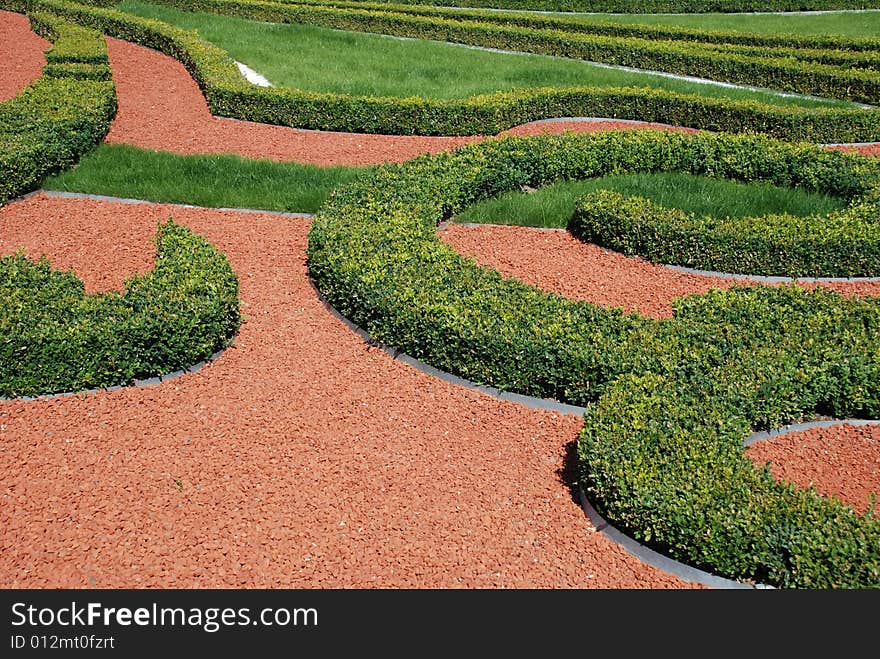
[0,220,241,398]
[307,130,880,587]
[325,0,880,13]
[144,0,880,105]
[20,0,880,140]
[264,0,880,53]
[569,187,880,278]
[0,9,115,203]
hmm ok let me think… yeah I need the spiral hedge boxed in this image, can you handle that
[0,220,241,398]
[568,186,880,278]
[307,129,880,588]
[11,0,880,140]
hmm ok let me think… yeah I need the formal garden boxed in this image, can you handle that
[1,0,879,589]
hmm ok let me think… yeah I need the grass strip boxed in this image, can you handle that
[453,171,846,228]
[43,144,371,213]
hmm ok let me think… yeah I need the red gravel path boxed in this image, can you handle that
[104,37,481,166]
[440,224,880,319]
[747,424,880,516]
[0,11,50,102]
[0,193,696,589]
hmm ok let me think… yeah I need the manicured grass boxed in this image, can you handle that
[563,10,880,39]
[42,144,370,213]
[116,1,852,108]
[453,172,846,228]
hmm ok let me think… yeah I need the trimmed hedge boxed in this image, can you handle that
[318,0,880,13]
[0,220,241,398]
[307,130,880,587]
[16,0,880,140]
[569,189,880,277]
[142,0,880,105]
[269,0,880,53]
[0,9,115,203]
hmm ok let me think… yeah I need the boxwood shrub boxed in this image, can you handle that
[0,9,115,203]
[142,0,880,105]
[569,188,880,278]
[0,220,241,398]
[14,0,880,141]
[282,1,880,54]
[307,129,880,587]
[322,0,880,13]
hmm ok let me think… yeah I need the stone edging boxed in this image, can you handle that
[0,346,230,403]
[743,418,880,446]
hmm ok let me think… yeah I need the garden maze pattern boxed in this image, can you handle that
[1,2,879,589]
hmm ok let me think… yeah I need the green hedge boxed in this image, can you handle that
[569,189,880,277]
[29,10,109,63]
[17,0,880,140]
[143,0,880,105]
[0,220,240,398]
[318,0,880,14]
[307,129,880,587]
[0,9,115,203]
[268,0,880,53]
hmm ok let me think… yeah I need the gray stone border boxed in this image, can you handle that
[577,486,770,589]
[308,277,588,417]
[0,345,230,403]
[38,189,312,218]
[743,417,880,447]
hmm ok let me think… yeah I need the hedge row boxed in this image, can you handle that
[307,130,880,587]
[267,0,880,53]
[0,221,241,398]
[17,0,880,140]
[569,189,880,277]
[0,10,115,204]
[143,0,880,105]
[323,0,880,14]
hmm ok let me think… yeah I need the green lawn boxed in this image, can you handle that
[116,1,852,108]
[453,172,846,228]
[43,144,370,213]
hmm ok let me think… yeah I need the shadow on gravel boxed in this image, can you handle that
[556,438,581,508]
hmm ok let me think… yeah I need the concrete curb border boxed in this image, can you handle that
[577,486,767,589]
[0,346,230,403]
[743,417,880,446]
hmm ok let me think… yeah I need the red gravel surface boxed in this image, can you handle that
[104,38,481,166]
[747,424,880,516]
[440,224,880,319]
[0,11,50,102]
[0,193,697,589]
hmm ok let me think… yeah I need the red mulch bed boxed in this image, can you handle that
[0,11,50,102]
[747,423,879,516]
[0,193,697,589]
